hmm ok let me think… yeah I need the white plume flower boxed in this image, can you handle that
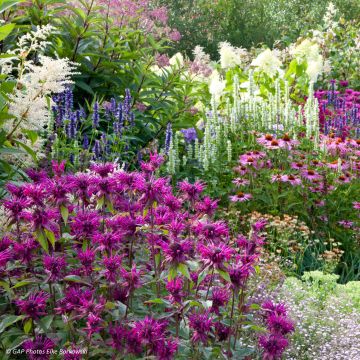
[209,70,225,99]
[219,41,248,69]
[290,39,324,81]
[169,52,184,68]
[7,55,78,133]
[193,45,210,64]
[251,48,282,77]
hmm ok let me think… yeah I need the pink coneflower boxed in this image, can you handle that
[229,192,252,202]
[311,159,324,167]
[286,174,302,186]
[248,150,266,159]
[279,133,299,149]
[314,199,325,207]
[257,134,284,150]
[239,154,259,167]
[232,178,250,187]
[338,220,353,228]
[327,159,349,171]
[291,161,306,170]
[353,202,360,210]
[233,165,248,175]
[301,169,322,181]
[336,173,352,184]
[270,174,286,183]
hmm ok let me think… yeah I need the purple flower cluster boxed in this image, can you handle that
[316,81,360,139]
[51,88,136,163]
[0,154,293,359]
[258,301,295,359]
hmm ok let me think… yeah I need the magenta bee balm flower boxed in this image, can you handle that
[16,291,49,319]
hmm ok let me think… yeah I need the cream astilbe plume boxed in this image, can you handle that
[7,56,78,134]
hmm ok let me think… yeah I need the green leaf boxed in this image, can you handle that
[60,205,69,225]
[105,302,115,310]
[168,266,177,280]
[76,81,94,95]
[0,23,14,41]
[13,140,37,162]
[0,315,25,333]
[37,315,53,332]
[64,275,90,286]
[35,229,49,253]
[0,0,23,13]
[217,269,231,283]
[145,298,170,306]
[96,196,104,210]
[22,130,38,145]
[0,280,10,292]
[44,228,55,249]
[178,263,191,281]
[23,318,32,334]
[11,280,33,289]
[155,253,161,268]
[249,303,261,310]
